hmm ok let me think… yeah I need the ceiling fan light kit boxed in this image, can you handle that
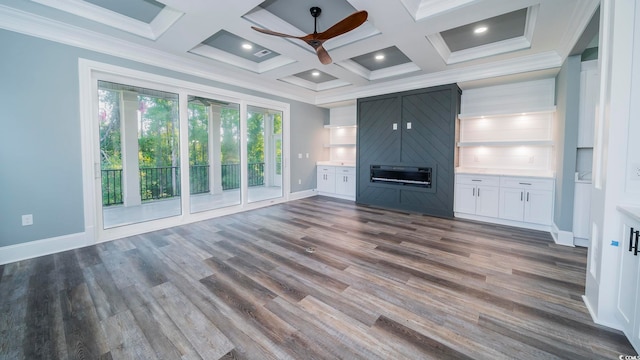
[251,6,368,65]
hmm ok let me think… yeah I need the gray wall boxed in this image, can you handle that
[554,55,581,231]
[0,29,326,247]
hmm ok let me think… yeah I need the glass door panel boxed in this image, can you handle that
[188,96,241,213]
[247,105,283,203]
[98,81,181,229]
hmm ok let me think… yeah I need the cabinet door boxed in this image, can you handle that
[617,222,640,351]
[476,185,499,218]
[573,183,592,238]
[317,171,335,193]
[578,66,599,148]
[336,174,356,197]
[455,183,477,214]
[499,187,525,221]
[523,189,553,225]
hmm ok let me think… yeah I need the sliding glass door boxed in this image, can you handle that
[188,96,241,213]
[98,81,181,229]
[87,66,288,239]
[247,105,283,203]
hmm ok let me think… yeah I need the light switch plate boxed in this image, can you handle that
[22,214,33,226]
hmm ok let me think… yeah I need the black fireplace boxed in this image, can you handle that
[370,165,432,188]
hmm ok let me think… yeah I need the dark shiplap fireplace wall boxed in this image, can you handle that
[356,84,461,218]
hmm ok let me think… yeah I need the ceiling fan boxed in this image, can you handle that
[251,6,368,65]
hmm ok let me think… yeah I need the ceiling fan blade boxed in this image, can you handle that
[316,45,332,65]
[251,26,302,39]
[317,10,368,40]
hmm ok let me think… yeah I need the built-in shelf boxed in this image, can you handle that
[324,143,356,148]
[458,106,557,120]
[457,140,553,147]
[324,124,357,129]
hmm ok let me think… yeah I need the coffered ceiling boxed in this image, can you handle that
[0,0,599,106]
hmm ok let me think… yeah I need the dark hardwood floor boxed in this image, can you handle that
[1,196,636,359]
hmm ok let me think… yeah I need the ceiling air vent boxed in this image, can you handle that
[254,49,272,58]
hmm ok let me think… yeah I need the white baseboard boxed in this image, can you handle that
[574,237,590,247]
[552,222,575,247]
[454,212,552,232]
[0,230,93,265]
[289,189,317,200]
[315,190,355,201]
[582,295,623,331]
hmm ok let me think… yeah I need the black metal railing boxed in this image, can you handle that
[101,169,123,206]
[221,163,240,190]
[140,166,180,201]
[248,162,265,187]
[101,162,265,206]
[190,164,209,194]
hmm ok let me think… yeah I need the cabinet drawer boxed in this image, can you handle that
[335,166,355,175]
[500,176,554,190]
[317,166,335,173]
[456,174,499,186]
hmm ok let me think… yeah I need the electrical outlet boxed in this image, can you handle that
[306,153,309,158]
[298,179,302,185]
[298,153,302,159]
[632,163,640,181]
[22,214,33,226]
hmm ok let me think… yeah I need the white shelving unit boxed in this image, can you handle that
[323,107,357,165]
[316,105,357,200]
[457,79,557,175]
[454,79,557,231]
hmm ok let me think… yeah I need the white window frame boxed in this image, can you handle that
[79,59,290,244]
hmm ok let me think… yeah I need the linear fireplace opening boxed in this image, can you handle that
[370,165,432,188]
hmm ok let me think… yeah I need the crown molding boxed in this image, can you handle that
[557,0,600,60]
[0,4,317,104]
[315,51,562,105]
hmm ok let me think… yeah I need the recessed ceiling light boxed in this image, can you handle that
[375,54,385,60]
[242,43,253,50]
[474,26,488,34]
[311,71,320,76]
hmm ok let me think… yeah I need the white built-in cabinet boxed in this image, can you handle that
[455,174,554,229]
[455,79,556,231]
[498,177,554,226]
[455,175,499,217]
[616,207,640,352]
[317,166,336,194]
[334,167,356,198]
[316,165,355,200]
[317,104,357,200]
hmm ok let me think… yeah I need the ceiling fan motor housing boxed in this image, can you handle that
[310,7,322,18]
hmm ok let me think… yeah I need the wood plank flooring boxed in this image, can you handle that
[1,196,636,359]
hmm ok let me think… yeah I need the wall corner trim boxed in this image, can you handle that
[552,222,576,246]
